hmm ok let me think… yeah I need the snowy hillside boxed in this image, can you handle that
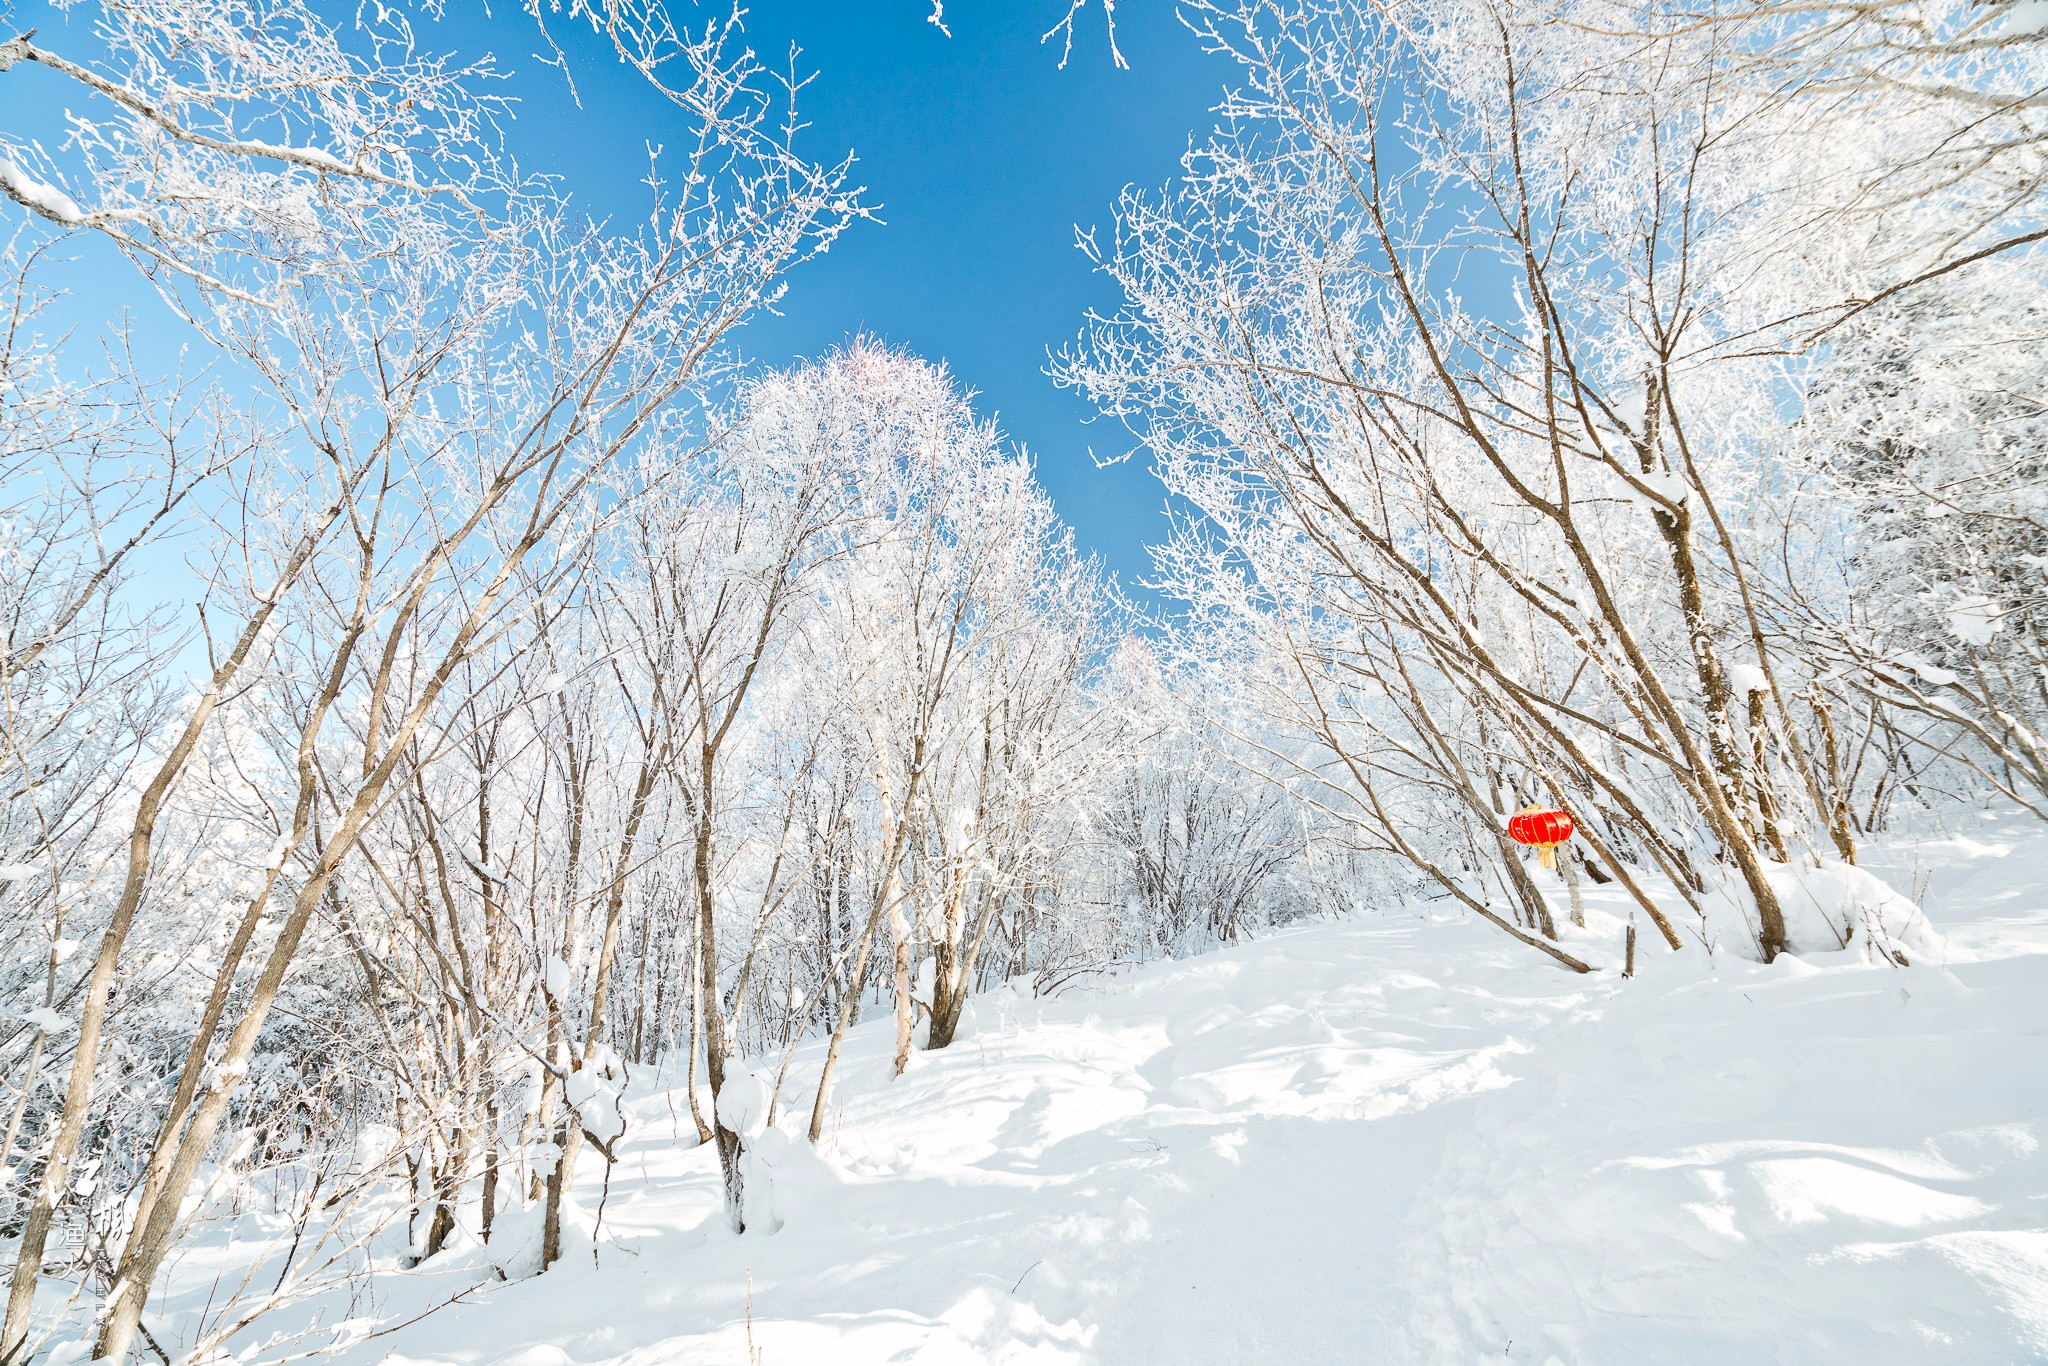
[10,0,2047,1357]
[125,810,2037,1366]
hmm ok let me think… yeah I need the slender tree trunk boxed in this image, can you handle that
[890,886,914,1077]
[423,1124,464,1259]
[1654,498,1750,827]
[480,1100,501,1244]
[1632,378,1787,954]
[1561,846,1587,929]
[1499,831,1559,940]
[1,704,215,1359]
[118,851,299,1267]
[685,931,712,1145]
[1748,690,1790,862]
[537,739,662,1264]
[1812,688,1858,864]
[0,1033,44,1195]
[695,804,744,1232]
[926,868,962,1051]
[928,848,983,1050]
[0,491,340,1361]
[529,1044,561,1206]
[98,532,533,1356]
[95,847,346,1362]
[808,906,884,1143]
[540,1110,568,1271]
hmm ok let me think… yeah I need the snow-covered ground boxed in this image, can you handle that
[173,810,2048,1363]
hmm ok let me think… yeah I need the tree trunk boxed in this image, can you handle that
[696,808,744,1232]
[1634,378,1787,956]
[808,907,884,1144]
[0,501,334,1362]
[540,1111,569,1272]
[423,1118,468,1259]
[1748,689,1790,862]
[890,897,915,1078]
[95,848,345,1362]
[481,1101,501,1244]
[1812,688,1859,864]
[685,932,713,1145]
[1498,831,1559,940]
[927,853,977,1051]
[1561,846,1587,929]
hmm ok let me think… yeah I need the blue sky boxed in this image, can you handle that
[537,1,1229,595]
[2,0,1231,599]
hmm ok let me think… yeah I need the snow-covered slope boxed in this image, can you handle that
[274,813,2048,1362]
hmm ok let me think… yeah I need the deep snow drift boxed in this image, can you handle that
[138,812,2048,1363]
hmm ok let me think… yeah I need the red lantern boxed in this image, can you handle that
[1507,807,1575,869]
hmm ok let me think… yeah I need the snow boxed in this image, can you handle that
[526,1139,563,1175]
[1898,652,1960,687]
[1633,469,1688,505]
[718,547,781,577]
[17,1007,69,1034]
[1947,592,2004,647]
[1771,856,1946,959]
[92,808,2048,1364]
[714,1065,773,1138]
[1726,661,1769,697]
[1684,856,1946,962]
[0,157,84,224]
[566,1067,627,1147]
[277,143,349,171]
[1998,0,2048,36]
[0,862,40,882]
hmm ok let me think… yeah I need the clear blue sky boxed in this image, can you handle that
[546,1,1228,595]
[1,1,1229,599]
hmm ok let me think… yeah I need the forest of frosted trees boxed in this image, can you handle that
[0,0,2041,1358]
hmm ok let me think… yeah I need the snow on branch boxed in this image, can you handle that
[0,154,82,225]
